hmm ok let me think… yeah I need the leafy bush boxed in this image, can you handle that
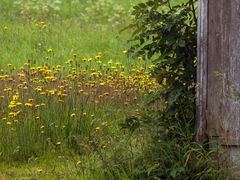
[129,0,197,127]
[124,0,232,178]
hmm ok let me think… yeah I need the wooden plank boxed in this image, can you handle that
[196,0,208,141]
[207,0,240,145]
[207,0,226,143]
[197,0,240,175]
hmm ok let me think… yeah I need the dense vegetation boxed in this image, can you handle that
[0,0,233,179]
[124,0,232,178]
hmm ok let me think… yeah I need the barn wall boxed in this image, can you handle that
[208,0,240,145]
[197,0,240,176]
[198,0,240,145]
[196,0,208,141]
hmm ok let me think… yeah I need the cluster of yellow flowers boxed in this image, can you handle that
[34,21,48,30]
[0,53,159,133]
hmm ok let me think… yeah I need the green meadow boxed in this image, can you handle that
[0,0,186,179]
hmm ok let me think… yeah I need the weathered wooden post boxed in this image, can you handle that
[197,0,240,176]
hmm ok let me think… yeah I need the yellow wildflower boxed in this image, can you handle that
[25,102,33,107]
[48,48,53,53]
[71,113,76,118]
[56,141,61,145]
[95,127,100,132]
[28,99,34,102]
[48,90,55,95]
[76,160,81,166]
[3,87,12,92]
[37,168,43,173]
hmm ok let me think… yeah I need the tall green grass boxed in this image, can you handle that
[0,0,188,178]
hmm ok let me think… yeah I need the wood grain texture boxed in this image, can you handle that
[198,0,240,145]
[196,0,208,141]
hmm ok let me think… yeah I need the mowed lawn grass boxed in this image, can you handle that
[0,0,187,179]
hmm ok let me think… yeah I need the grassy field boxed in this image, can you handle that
[0,0,186,178]
[0,0,185,67]
[0,0,145,68]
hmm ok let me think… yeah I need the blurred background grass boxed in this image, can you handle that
[0,0,186,68]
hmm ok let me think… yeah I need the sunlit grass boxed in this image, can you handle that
[0,0,144,68]
[0,0,185,178]
[0,21,134,68]
[0,52,158,160]
[0,0,186,68]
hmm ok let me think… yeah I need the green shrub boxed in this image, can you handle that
[124,0,232,178]
[128,0,197,128]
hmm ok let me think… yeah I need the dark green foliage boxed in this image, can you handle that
[129,0,197,128]
[124,0,232,178]
[128,109,231,179]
